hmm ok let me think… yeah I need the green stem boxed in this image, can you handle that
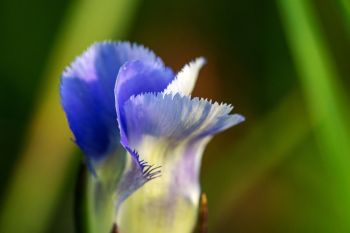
[337,0,350,35]
[75,164,90,233]
[76,150,126,233]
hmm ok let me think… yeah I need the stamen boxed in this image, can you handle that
[127,147,162,181]
[115,147,163,209]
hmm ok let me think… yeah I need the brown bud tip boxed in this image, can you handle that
[194,192,208,233]
[111,223,119,233]
[201,193,208,208]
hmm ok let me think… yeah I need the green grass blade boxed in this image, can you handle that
[337,0,350,34]
[277,0,350,231]
[0,0,140,233]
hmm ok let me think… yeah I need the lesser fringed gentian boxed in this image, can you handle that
[60,41,244,233]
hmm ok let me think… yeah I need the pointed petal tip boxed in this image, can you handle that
[196,56,207,65]
[186,56,207,68]
[238,114,246,122]
[163,57,206,96]
[233,113,245,124]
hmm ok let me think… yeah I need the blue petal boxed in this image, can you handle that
[123,93,244,147]
[114,60,174,146]
[60,42,165,160]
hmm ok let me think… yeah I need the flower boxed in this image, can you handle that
[60,41,244,233]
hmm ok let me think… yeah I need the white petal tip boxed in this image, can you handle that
[163,57,206,96]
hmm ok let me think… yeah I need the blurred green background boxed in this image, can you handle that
[0,0,349,232]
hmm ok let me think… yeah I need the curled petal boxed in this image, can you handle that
[114,60,174,146]
[123,93,244,147]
